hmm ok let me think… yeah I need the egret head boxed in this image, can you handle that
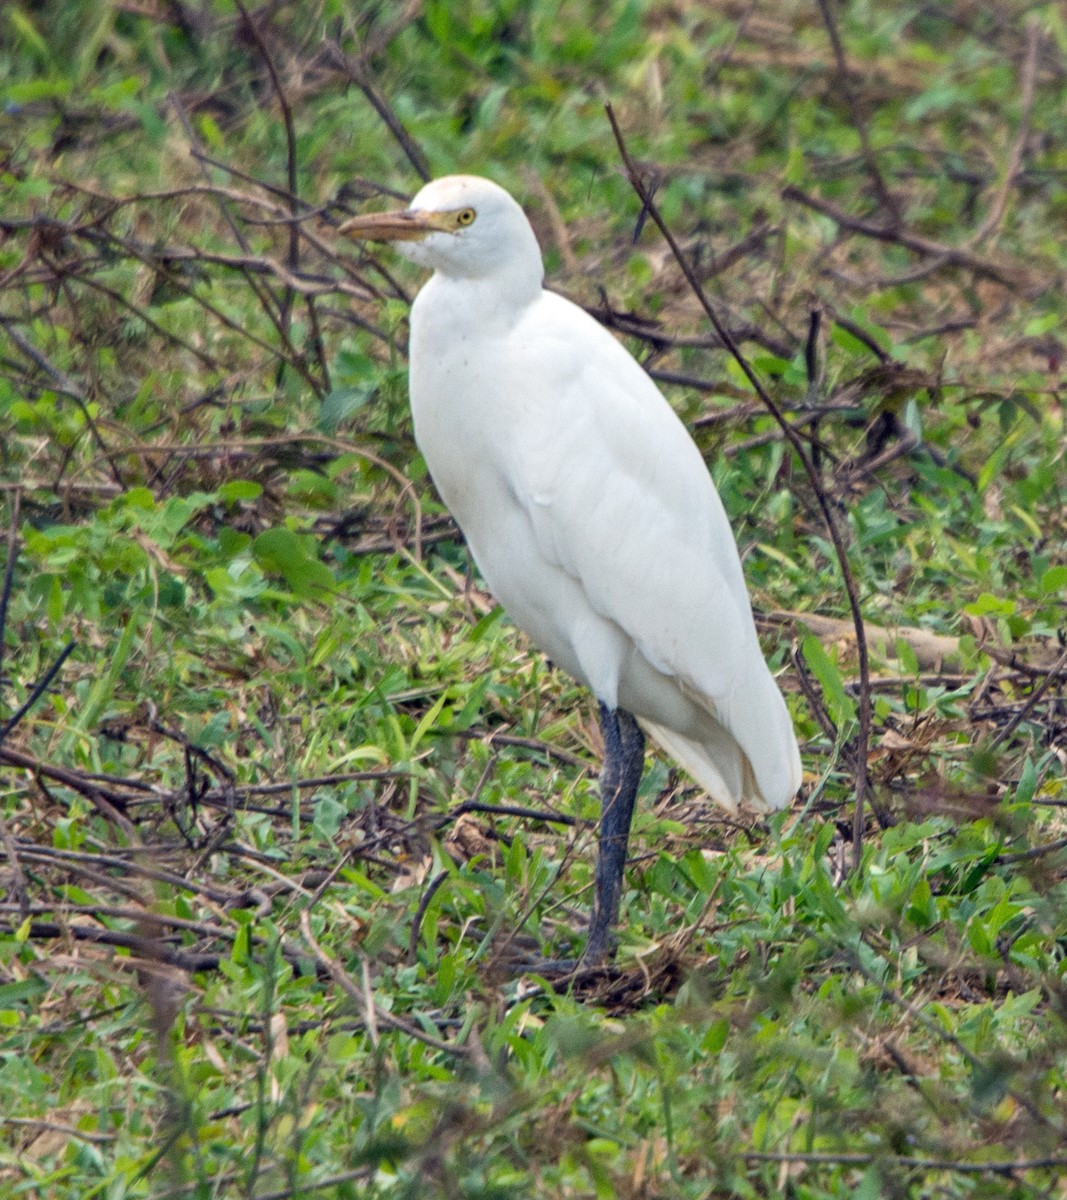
[340,175,544,286]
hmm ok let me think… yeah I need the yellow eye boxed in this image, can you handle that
[456,208,476,227]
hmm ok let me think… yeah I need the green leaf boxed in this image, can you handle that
[283,555,335,596]
[122,487,156,509]
[468,605,504,642]
[218,480,263,503]
[196,112,224,148]
[895,636,920,676]
[47,575,64,625]
[1014,756,1037,806]
[0,979,45,1005]
[78,617,137,731]
[1023,313,1060,337]
[319,383,375,432]
[424,0,452,43]
[253,527,304,566]
[313,794,347,839]
[1040,565,1067,594]
[853,1167,884,1200]
[801,633,857,731]
[253,528,335,597]
[231,921,251,965]
[5,10,53,66]
[287,469,338,505]
[964,593,1016,618]
[701,1018,729,1054]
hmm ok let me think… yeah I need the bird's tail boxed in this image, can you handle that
[642,668,800,814]
[638,719,744,813]
[722,667,802,811]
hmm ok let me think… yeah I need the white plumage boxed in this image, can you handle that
[342,175,800,962]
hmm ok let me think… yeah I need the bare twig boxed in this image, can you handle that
[0,488,20,697]
[0,640,76,745]
[86,224,321,393]
[166,92,286,352]
[299,910,469,1058]
[0,812,28,919]
[448,800,581,828]
[815,0,901,224]
[11,840,238,902]
[1,320,127,487]
[990,644,1067,749]
[781,186,1028,289]
[403,868,446,960]
[741,1149,1067,1175]
[152,1166,376,1200]
[321,39,432,183]
[966,20,1041,248]
[53,259,220,368]
[12,919,225,972]
[995,833,1067,867]
[4,1117,114,1145]
[606,102,873,871]
[450,727,586,769]
[0,901,233,940]
[791,643,838,744]
[232,0,301,333]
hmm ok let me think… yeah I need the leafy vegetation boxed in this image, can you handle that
[1,1,1066,1196]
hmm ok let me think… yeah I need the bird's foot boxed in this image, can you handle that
[496,940,617,983]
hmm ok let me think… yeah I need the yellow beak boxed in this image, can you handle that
[339,208,446,243]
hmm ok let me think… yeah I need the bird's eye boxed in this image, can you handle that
[456,208,476,227]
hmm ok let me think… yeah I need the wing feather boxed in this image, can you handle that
[504,292,799,808]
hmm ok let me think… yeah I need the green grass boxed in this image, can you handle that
[1,1,1066,1196]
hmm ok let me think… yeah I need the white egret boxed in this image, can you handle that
[341,176,801,966]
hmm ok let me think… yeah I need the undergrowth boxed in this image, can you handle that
[1,1,1065,1197]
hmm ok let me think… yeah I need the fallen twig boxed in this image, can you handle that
[299,909,469,1058]
[741,1149,1067,1176]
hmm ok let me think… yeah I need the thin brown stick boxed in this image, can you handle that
[815,0,901,225]
[0,488,20,702]
[741,1150,1067,1175]
[166,91,287,352]
[791,644,838,744]
[781,186,1028,289]
[13,920,224,972]
[605,102,873,870]
[52,259,220,368]
[990,644,1067,749]
[299,910,468,1058]
[0,639,76,743]
[232,0,301,333]
[449,800,581,828]
[995,833,1067,867]
[450,727,586,769]
[966,20,1041,248]
[322,39,432,183]
[152,1166,376,1200]
[1,320,127,487]
[407,868,449,964]
[0,813,28,919]
[2,745,139,809]
[13,842,240,906]
[3,1117,114,1145]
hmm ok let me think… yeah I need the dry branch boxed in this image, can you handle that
[781,186,1035,289]
[606,103,875,870]
[771,611,963,672]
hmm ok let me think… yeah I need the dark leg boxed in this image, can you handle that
[583,704,645,964]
